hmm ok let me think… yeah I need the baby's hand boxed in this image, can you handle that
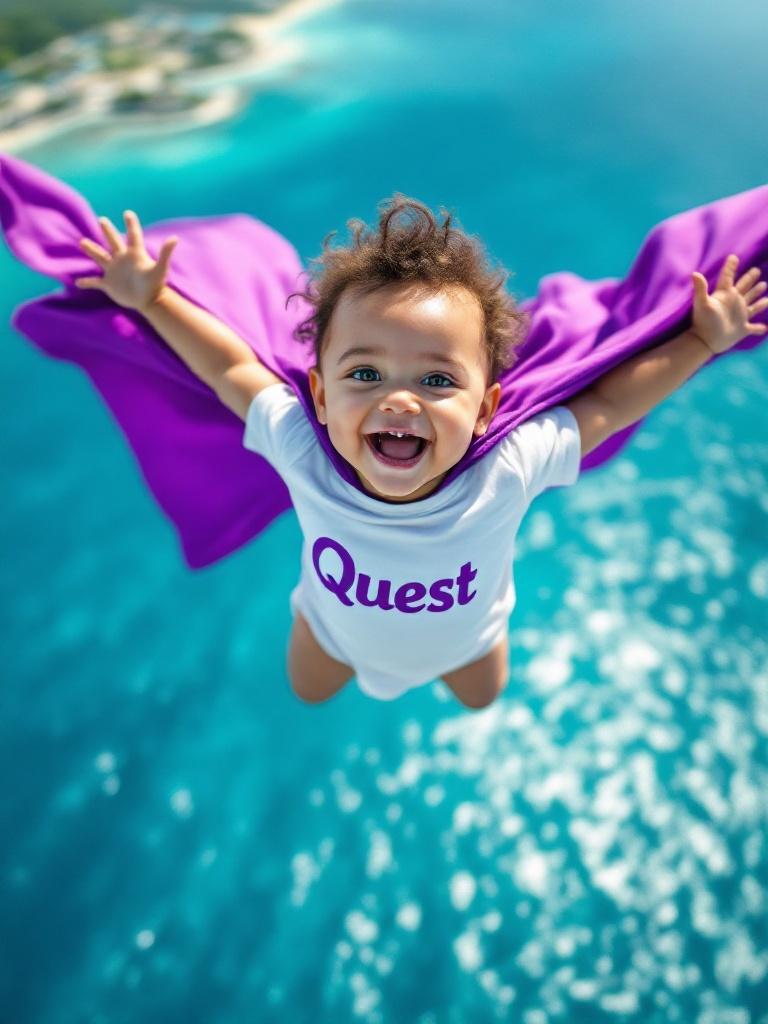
[691,254,768,354]
[75,210,178,313]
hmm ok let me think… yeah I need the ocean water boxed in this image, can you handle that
[1,0,767,1021]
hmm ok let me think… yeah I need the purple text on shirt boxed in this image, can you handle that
[311,535,478,612]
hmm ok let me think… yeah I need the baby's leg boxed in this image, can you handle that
[440,634,510,709]
[287,610,355,704]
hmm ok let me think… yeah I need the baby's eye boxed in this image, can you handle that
[422,372,455,388]
[349,368,455,387]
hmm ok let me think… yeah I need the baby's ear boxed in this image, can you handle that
[308,366,327,424]
[475,380,501,434]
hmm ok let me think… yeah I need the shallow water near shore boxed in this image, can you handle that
[1,0,768,1021]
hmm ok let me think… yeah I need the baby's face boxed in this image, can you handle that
[308,282,501,503]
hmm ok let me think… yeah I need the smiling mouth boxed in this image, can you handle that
[365,433,429,469]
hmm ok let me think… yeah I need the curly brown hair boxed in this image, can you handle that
[285,194,531,386]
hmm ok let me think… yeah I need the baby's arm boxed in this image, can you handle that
[563,332,711,460]
[76,209,281,420]
[142,286,282,420]
[565,254,768,456]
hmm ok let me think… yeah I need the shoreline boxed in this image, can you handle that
[0,0,342,156]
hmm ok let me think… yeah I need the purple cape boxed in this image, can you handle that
[2,152,766,568]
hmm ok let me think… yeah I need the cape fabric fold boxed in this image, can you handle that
[2,152,765,568]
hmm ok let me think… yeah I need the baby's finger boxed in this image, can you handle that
[745,280,767,304]
[79,237,111,266]
[715,253,739,293]
[736,266,762,293]
[155,236,178,274]
[123,209,144,249]
[692,271,709,298]
[74,276,104,290]
[98,215,126,254]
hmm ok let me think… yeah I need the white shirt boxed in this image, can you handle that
[243,382,581,700]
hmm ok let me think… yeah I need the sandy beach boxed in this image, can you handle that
[0,0,344,155]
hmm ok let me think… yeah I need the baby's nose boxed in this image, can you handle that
[380,387,420,412]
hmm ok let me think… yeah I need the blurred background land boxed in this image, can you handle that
[0,0,284,71]
[0,0,328,150]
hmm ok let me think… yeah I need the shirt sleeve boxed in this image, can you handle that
[499,404,582,504]
[242,381,315,473]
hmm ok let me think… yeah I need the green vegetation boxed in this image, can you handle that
[187,28,251,69]
[101,46,145,72]
[112,85,204,113]
[0,0,283,70]
[0,0,122,70]
[112,87,153,112]
[11,53,79,81]
[39,93,79,114]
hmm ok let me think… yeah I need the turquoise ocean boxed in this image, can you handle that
[1,0,767,1020]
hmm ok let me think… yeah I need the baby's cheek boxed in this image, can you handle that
[333,424,363,456]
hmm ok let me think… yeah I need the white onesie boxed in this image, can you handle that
[243,382,581,701]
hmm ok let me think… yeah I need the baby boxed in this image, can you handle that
[75,198,767,707]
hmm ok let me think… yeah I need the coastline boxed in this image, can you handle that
[0,0,342,156]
